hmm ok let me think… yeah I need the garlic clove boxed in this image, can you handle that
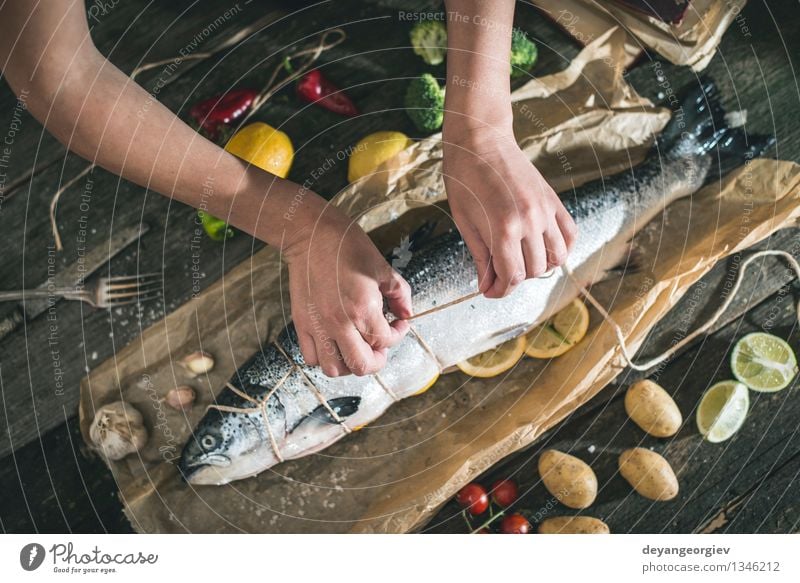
[89,401,148,461]
[166,385,196,411]
[179,351,215,377]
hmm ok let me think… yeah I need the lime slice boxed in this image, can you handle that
[696,380,750,443]
[731,332,798,392]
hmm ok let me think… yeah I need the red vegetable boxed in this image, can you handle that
[500,513,531,534]
[190,88,257,139]
[491,479,519,508]
[455,483,489,515]
[296,70,358,117]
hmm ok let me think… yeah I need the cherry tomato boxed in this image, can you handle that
[476,528,491,534]
[455,483,489,515]
[500,513,531,534]
[491,479,519,507]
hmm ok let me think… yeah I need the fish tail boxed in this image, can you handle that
[660,76,776,182]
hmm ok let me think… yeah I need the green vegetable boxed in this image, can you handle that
[409,20,448,66]
[405,73,445,132]
[198,210,234,241]
[510,28,538,78]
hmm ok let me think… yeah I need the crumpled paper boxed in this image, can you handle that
[532,0,747,71]
[78,28,799,533]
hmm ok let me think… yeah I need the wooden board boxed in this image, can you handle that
[425,278,800,533]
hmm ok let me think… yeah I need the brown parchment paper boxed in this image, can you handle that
[532,0,746,71]
[79,29,800,533]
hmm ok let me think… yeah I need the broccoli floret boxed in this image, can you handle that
[410,20,448,66]
[405,73,445,132]
[510,28,538,78]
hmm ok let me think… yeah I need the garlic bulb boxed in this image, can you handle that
[165,385,196,411]
[89,401,148,460]
[179,351,215,377]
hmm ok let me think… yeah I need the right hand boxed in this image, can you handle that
[283,202,412,377]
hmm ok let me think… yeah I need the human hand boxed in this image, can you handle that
[282,200,412,377]
[442,127,577,298]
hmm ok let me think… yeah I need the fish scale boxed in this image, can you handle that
[179,79,776,485]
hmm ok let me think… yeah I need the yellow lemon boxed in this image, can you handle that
[411,372,440,396]
[525,299,590,359]
[348,131,413,182]
[225,122,294,178]
[457,337,526,378]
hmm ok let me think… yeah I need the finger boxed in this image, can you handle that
[389,317,410,338]
[459,223,494,293]
[381,271,413,319]
[543,228,568,270]
[317,335,349,377]
[337,327,387,376]
[362,310,406,350]
[486,241,526,298]
[556,207,578,253]
[297,329,319,366]
[522,236,548,278]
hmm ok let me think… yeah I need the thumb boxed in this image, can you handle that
[460,224,494,294]
[380,270,413,319]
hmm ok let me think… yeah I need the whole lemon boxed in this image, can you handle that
[348,131,413,182]
[224,122,294,178]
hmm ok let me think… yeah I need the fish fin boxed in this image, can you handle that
[602,247,645,280]
[408,220,439,251]
[659,76,775,183]
[290,396,362,432]
[387,220,439,272]
[310,396,361,422]
[706,129,776,185]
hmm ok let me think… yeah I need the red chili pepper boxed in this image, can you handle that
[296,70,358,117]
[189,88,257,139]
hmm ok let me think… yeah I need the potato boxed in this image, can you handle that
[538,449,598,509]
[624,380,682,437]
[538,516,610,534]
[618,448,679,501]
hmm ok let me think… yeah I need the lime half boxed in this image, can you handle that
[696,380,750,443]
[731,332,798,393]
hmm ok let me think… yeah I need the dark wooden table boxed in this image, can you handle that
[0,0,797,533]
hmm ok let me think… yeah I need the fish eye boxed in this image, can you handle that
[200,434,217,450]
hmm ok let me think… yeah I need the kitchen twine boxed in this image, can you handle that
[206,250,799,461]
[49,28,347,250]
[563,250,800,371]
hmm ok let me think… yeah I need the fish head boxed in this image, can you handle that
[179,408,278,485]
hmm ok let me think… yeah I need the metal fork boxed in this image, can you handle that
[0,273,163,308]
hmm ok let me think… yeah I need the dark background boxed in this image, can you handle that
[0,0,797,533]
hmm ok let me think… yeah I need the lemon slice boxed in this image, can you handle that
[457,337,526,378]
[412,372,440,396]
[524,299,590,359]
[730,332,798,392]
[696,380,750,443]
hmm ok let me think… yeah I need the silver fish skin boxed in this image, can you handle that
[179,79,774,485]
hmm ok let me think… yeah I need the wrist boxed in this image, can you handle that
[443,90,514,144]
[443,112,515,155]
[277,193,348,264]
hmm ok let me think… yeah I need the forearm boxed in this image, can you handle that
[14,52,322,249]
[0,0,323,251]
[443,0,515,138]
